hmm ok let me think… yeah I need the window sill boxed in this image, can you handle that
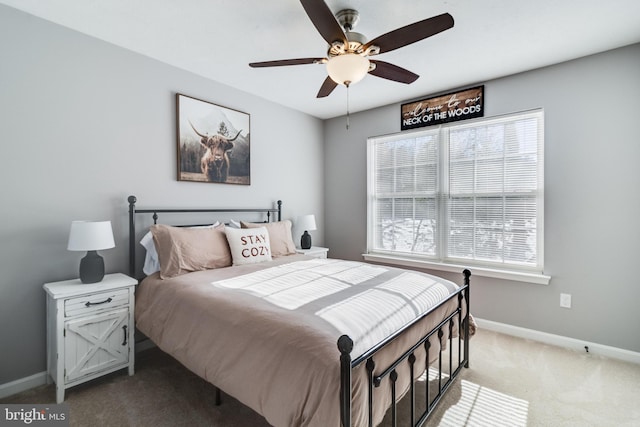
[362,253,551,285]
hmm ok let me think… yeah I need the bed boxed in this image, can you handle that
[127,195,472,427]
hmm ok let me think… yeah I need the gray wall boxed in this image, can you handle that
[325,43,640,353]
[0,5,324,384]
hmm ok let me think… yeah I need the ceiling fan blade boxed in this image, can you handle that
[363,13,454,55]
[369,60,419,84]
[317,76,338,98]
[249,58,324,67]
[300,0,347,46]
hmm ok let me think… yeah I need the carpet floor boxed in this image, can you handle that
[2,328,639,426]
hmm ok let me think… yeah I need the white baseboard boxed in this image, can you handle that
[475,318,640,365]
[0,340,158,399]
[0,371,48,400]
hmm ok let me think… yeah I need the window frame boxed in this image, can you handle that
[366,109,549,284]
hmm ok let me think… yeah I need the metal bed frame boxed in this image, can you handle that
[127,195,470,427]
[127,195,281,279]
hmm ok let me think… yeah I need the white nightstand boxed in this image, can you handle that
[43,273,138,403]
[295,246,329,259]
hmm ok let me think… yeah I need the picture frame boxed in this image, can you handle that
[176,93,250,185]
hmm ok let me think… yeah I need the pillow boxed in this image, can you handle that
[228,219,241,228]
[140,231,161,275]
[240,220,296,257]
[151,223,231,279]
[225,226,272,265]
[140,222,219,275]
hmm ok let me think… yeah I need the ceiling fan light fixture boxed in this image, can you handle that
[326,54,370,86]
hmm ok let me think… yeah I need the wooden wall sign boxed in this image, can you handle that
[401,85,484,130]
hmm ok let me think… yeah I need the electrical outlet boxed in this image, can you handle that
[560,293,572,308]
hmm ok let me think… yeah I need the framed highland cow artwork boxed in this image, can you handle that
[176,93,250,185]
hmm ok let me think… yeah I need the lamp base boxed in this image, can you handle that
[79,250,105,284]
[301,231,312,250]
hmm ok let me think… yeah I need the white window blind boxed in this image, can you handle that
[367,109,544,273]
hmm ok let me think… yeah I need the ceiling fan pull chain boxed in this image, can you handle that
[346,82,350,130]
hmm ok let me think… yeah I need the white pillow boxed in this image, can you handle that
[140,222,220,275]
[228,219,241,229]
[240,220,296,257]
[225,226,272,265]
[140,231,161,275]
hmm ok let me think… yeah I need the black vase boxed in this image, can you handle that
[301,231,312,249]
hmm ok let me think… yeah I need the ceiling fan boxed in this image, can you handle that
[249,0,454,98]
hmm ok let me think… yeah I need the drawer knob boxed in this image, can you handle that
[84,297,113,307]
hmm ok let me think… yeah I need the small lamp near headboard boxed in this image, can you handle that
[67,220,115,284]
[297,214,317,250]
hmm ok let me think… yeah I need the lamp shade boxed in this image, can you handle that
[68,221,115,251]
[297,215,317,232]
[326,54,370,86]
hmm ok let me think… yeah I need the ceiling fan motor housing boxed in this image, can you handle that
[329,9,380,57]
[328,31,366,56]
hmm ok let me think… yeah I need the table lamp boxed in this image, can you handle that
[68,220,115,283]
[297,215,317,250]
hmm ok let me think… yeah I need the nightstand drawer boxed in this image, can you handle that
[64,288,129,317]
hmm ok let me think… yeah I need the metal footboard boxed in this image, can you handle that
[339,269,471,427]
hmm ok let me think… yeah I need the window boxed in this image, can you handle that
[367,110,544,276]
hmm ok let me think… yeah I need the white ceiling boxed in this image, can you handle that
[2,0,640,119]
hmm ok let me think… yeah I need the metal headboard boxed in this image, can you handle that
[127,195,282,279]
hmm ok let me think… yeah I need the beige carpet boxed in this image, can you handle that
[2,329,639,426]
